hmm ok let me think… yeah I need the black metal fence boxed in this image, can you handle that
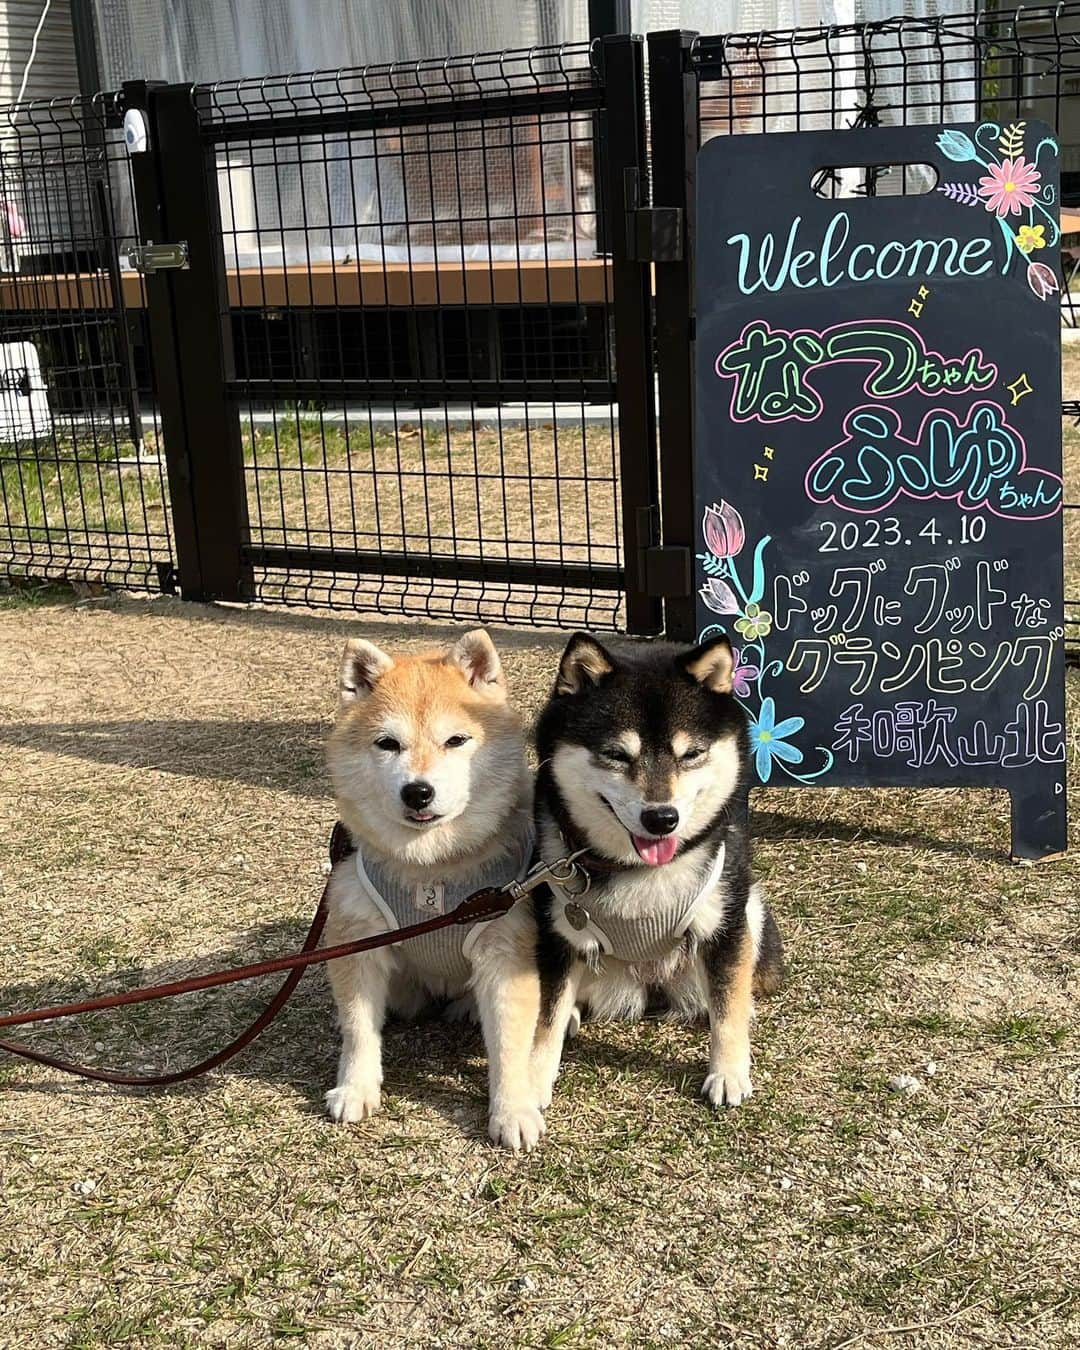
[178,40,661,631]
[0,8,1076,655]
[0,93,171,592]
[0,39,663,632]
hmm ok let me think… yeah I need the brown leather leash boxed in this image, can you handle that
[0,824,588,1089]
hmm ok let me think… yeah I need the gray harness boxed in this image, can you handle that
[354,823,535,985]
[549,843,726,965]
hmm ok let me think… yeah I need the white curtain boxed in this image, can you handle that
[89,0,978,263]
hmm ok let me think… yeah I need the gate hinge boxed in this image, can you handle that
[629,208,683,262]
[128,241,189,274]
[643,545,692,598]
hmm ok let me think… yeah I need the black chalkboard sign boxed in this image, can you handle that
[695,122,1066,860]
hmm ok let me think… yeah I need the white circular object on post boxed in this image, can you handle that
[123,109,149,155]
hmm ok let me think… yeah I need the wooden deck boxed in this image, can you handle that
[0,257,612,311]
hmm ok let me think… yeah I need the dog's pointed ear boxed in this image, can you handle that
[556,633,615,696]
[339,638,393,706]
[679,635,734,694]
[447,628,506,699]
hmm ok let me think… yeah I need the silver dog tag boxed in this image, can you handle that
[564,901,589,931]
[414,881,445,915]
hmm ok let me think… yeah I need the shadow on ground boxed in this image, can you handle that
[0,916,711,1136]
[0,717,1006,860]
[0,718,333,798]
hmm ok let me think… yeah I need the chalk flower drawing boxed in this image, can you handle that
[1026,260,1059,301]
[977,156,1040,216]
[734,602,773,641]
[1016,223,1046,253]
[699,575,740,615]
[697,503,834,786]
[935,121,1060,300]
[702,499,746,557]
[748,699,806,783]
[730,647,761,700]
[936,128,979,163]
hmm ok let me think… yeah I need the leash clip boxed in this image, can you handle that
[504,848,592,901]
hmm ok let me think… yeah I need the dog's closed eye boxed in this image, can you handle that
[599,746,635,765]
[678,745,707,764]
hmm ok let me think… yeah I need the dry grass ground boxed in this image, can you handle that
[0,352,1077,1347]
[0,418,621,572]
[0,593,1077,1349]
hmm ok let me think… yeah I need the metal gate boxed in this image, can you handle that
[133,38,665,633]
[1,38,667,633]
[0,94,174,593]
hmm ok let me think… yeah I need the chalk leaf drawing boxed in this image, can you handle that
[998,120,1026,159]
[696,502,834,786]
[937,181,982,207]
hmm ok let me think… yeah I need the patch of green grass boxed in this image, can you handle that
[0,579,74,608]
[75,934,132,971]
[985,1012,1069,1050]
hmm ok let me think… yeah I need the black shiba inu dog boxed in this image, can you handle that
[471,632,783,1151]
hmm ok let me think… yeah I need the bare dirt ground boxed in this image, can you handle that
[0,592,1077,1349]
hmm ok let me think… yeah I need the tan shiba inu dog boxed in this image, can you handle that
[322,629,532,1124]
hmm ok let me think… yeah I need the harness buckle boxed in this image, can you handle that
[504,849,592,901]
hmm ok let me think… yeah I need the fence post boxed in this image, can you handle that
[123,80,249,602]
[647,30,699,643]
[598,34,663,637]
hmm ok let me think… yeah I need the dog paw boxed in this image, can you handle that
[565,1005,582,1040]
[443,994,478,1025]
[326,1081,382,1124]
[488,1104,546,1152]
[701,1063,753,1109]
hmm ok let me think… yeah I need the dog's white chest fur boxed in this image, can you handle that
[541,816,730,969]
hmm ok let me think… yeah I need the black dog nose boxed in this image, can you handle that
[401,781,435,809]
[640,805,679,836]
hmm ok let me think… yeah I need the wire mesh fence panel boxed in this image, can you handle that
[196,42,631,629]
[0,94,173,593]
[691,2,1080,660]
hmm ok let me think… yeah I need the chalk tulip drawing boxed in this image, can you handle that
[935,122,1061,299]
[697,500,834,785]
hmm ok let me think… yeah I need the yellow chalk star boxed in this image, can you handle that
[1006,373,1033,405]
[763,445,775,460]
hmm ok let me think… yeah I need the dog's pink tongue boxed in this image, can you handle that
[632,833,679,866]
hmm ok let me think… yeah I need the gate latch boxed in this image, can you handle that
[623,168,682,263]
[128,241,189,274]
[629,208,683,263]
[644,545,692,597]
[635,507,692,597]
